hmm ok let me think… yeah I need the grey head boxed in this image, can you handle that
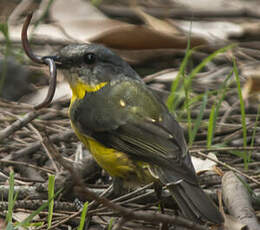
[53,44,141,85]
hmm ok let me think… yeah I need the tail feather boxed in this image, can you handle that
[150,162,224,224]
[169,181,224,224]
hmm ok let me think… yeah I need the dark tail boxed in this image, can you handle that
[169,181,224,224]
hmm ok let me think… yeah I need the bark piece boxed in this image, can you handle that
[222,171,260,230]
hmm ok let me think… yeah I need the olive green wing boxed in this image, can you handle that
[71,79,197,185]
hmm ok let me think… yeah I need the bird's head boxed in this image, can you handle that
[51,44,140,91]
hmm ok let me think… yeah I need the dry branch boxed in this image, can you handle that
[222,171,260,230]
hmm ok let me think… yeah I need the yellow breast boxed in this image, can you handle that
[70,121,154,185]
[68,79,155,186]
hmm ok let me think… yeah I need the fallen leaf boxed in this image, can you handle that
[90,24,207,50]
[133,6,182,35]
[241,64,260,102]
[174,20,243,42]
[50,0,107,21]
[242,76,260,101]
[191,152,218,173]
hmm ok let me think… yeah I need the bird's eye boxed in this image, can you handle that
[83,53,96,65]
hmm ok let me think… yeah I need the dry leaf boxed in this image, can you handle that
[242,64,260,102]
[50,0,107,21]
[115,48,188,65]
[242,76,260,101]
[90,24,206,50]
[173,20,243,42]
[191,152,218,173]
[133,6,181,35]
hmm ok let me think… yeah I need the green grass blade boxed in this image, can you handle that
[188,44,235,88]
[233,58,248,169]
[208,70,234,147]
[249,104,260,161]
[212,70,233,135]
[184,78,192,146]
[47,175,55,229]
[16,189,62,228]
[0,22,11,96]
[107,218,114,230]
[190,92,208,145]
[167,26,192,113]
[167,49,193,112]
[78,202,89,230]
[6,222,15,230]
[17,201,50,228]
[185,44,234,146]
[207,104,215,148]
[6,171,14,223]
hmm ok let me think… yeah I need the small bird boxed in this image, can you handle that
[51,43,223,224]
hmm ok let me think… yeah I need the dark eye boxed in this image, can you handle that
[83,53,96,65]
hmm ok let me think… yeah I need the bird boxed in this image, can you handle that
[50,43,224,224]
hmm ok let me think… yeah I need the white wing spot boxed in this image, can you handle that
[119,99,126,107]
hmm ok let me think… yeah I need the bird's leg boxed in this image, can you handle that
[153,182,170,230]
[153,182,164,213]
[109,177,126,198]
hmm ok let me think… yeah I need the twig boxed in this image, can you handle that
[42,135,209,230]
[0,200,76,212]
[3,130,75,160]
[98,5,260,20]
[196,151,260,185]
[190,146,260,153]
[47,209,82,230]
[28,123,59,172]
[0,110,40,141]
[0,159,53,173]
[222,171,260,230]
[112,217,128,230]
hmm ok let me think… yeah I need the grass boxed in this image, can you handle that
[0,21,11,97]
[78,202,89,230]
[47,174,55,229]
[233,58,248,169]
[167,44,235,148]
[4,173,90,229]
[207,70,233,148]
[189,91,208,146]
[249,104,260,161]
[166,40,260,172]
[5,174,64,229]
[107,218,115,230]
[166,40,259,171]
[6,171,15,224]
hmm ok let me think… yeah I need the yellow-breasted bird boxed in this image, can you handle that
[50,44,223,224]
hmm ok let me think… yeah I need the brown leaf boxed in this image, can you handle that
[90,24,207,50]
[242,66,260,102]
[133,6,182,35]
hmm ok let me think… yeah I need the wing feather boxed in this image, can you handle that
[71,80,197,184]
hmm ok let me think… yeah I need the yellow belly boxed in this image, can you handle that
[70,122,154,186]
